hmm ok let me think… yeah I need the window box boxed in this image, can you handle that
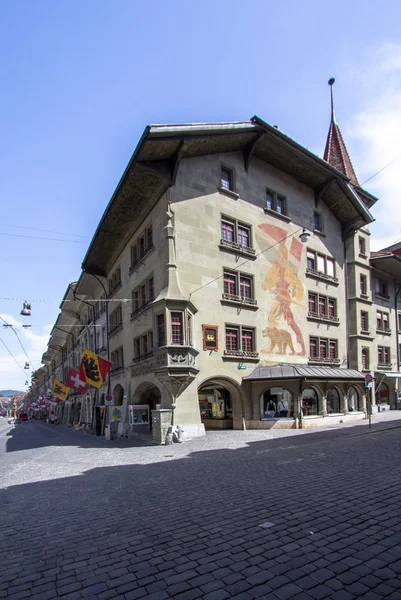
[375,292,390,301]
[219,238,256,257]
[377,363,392,369]
[132,351,154,364]
[360,329,370,335]
[360,293,369,299]
[307,311,339,324]
[306,268,338,285]
[308,356,341,365]
[99,345,108,354]
[110,365,124,376]
[376,327,392,335]
[130,298,153,320]
[263,207,291,222]
[223,350,259,361]
[221,294,258,310]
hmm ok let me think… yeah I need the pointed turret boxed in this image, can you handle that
[323,78,359,186]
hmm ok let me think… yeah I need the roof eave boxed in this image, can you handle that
[81,125,151,271]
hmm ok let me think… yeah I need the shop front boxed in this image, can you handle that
[244,363,367,429]
[374,372,401,411]
[198,384,233,429]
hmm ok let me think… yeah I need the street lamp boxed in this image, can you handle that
[20,301,31,316]
[299,228,311,243]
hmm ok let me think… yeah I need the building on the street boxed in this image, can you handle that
[28,88,401,440]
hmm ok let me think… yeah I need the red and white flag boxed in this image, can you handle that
[66,367,90,394]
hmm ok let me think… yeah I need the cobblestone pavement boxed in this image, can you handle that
[1,417,401,599]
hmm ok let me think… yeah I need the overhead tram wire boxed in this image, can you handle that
[0,223,90,239]
[0,232,89,243]
[0,337,30,377]
[0,316,37,371]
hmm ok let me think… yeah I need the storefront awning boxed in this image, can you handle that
[379,372,401,378]
[244,363,365,381]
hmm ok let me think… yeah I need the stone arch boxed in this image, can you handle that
[347,385,364,412]
[131,382,162,429]
[326,385,342,414]
[197,376,244,430]
[113,384,124,406]
[301,384,323,416]
[260,385,294,419]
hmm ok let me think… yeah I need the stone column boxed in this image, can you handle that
[320,395,327,417]
[341,395,349,415]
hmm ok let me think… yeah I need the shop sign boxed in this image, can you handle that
[202,325,218,351]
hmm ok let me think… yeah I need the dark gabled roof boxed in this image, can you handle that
[81,117,376,276]
[244,363,364,381]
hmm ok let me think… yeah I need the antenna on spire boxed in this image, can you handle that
[328,77,336,123]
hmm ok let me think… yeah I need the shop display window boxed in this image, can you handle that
[348,387,361,412]
[326,388,340,413]
[261,388,293,418]
[198,387,232,419]
[301,388,319,415]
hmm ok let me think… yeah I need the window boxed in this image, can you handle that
[142,334,148,355]
[220,217,255,255]
[398,312,401,330]
[378,346,390,365]
[361,311,369,332]
[223,270,256,305]
[110,347,124,370]
[157,314,165,346]
[265,188,287,216]
[306,250,337,281]
[131,274,155,316]
[132,290,139,313]
[309,336,338,362]
[361,348,369,370]
[147,277,154,301]
[224,325,257,356]
[237,225,249,247]
[314,211,323,232]
[307,292,337,321]
[360,274,367,296]
[376,278,389,298]
[359,237,366,256]
[109,305,122,333]
[187,314,192,346]
[171,312,183,345]
[377,311,390,332]
[220,166,234,191]
[133,331,153,360]
[130,223,153,268]
[146,225,153,250]
[108,266,121,295]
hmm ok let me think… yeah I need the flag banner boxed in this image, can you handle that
[66,367,90,394]
[79,349,112,389]
[51,380,70,401]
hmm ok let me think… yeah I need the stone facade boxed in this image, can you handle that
[28,117,401,440]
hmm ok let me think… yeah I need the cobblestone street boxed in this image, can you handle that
[2,416,401,599]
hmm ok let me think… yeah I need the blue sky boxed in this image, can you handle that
[1,0,401,390]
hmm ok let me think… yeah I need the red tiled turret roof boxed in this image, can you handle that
[323,78,359,186]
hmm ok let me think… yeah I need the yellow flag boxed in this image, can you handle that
[51,380,70,401]
[79,349,113,389]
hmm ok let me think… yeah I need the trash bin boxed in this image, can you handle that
[104,424,111,440]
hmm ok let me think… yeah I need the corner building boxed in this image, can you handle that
[72,113,380,439]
